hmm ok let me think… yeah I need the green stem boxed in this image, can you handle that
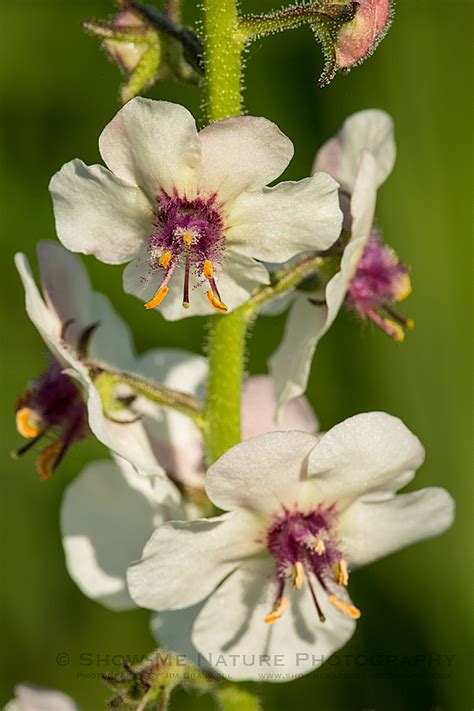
[202,0,243,122]
[92,367,206,432]
[202,0,246,464]
[242,255,324,315]
[237,3,356,44]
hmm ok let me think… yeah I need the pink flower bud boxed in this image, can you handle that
[335,0,393,69]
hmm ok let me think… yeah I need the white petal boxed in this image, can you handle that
[37,241,136,369]
[192,558,356,681]
[61,457,181,610]
[127,511,262,611]
[269,153,377,412]
[15,252,62,349]
[99,98,201,199]
[123,245,269,320]
[313,109,396,192]
[136,349,207,487]
[269,295,327,412]
[7,685,80,711]
[82,374,166,478]
[197,116,293,202]
[241,375,318,440]
[339,487,454,567]
[227,173,342,262]
[307,412,425,504]
[150,605,203,664]
[206,431,317,513]
[49,159,153,264]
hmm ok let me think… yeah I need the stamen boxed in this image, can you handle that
[383,304,415,331]
[182,242,191,309]
[314,537,326,555]
[367,309,405,342]
[292,561,305,590]
[16,407,40,439]
[307,575,326,622]
[207,290,229,313]
[36,440,63,481]
[203,259,213,280]
[337,558,349,586]
[13,430,48,458]
[328,594,361,619]
[183,230,192,246]
[393,273,412,301]
[264,597,289,624]
[144,286,169,310]
[159,251,172,269]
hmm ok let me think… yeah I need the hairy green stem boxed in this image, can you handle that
[202,0,243,122]
[237,2,356,43]
[92,368,206,432]
[202,0,247,464]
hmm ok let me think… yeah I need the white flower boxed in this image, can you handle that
[269,110,396,411]
[60,375,318,658]
[49,98,342,319]
[15,240,163,477]
[61,453,183,610]
[127,412,454,681]
[5,684,79,711]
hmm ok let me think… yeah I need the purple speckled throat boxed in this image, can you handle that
[264,505,361,624]
[144,190,228,313]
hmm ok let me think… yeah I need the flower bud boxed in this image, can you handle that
[313,0,394,86]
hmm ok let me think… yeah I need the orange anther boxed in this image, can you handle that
[159,251,172,269]
[203,259,213,280]
[37,440,63,481]
[144,286,169,310]
[328,594,361,619]
[264,597,289,624]
[16,407,40,439]
[206,290,228,313]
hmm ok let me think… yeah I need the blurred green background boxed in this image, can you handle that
[1,0,472,709]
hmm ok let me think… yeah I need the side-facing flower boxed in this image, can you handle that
[5,684,80,711]
[270,109,412,410]
[15,241,162,478]
[49,98,342,319]
[127,413,454,681]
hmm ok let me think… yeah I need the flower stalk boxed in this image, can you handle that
[92,367,206,431]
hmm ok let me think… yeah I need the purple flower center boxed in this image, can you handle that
[144,190,228,313]
[345,232,413,341]
[16,357,88,479]
[264,506,360,624]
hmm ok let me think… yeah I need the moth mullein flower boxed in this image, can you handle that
[5,684,80,711]
[49,98,343,319]
[127,413,454,681]
[270,110,412,410]
[60,374,318,609]
[15,240,162,478]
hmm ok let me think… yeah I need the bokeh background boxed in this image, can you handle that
[1,1,472,709]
